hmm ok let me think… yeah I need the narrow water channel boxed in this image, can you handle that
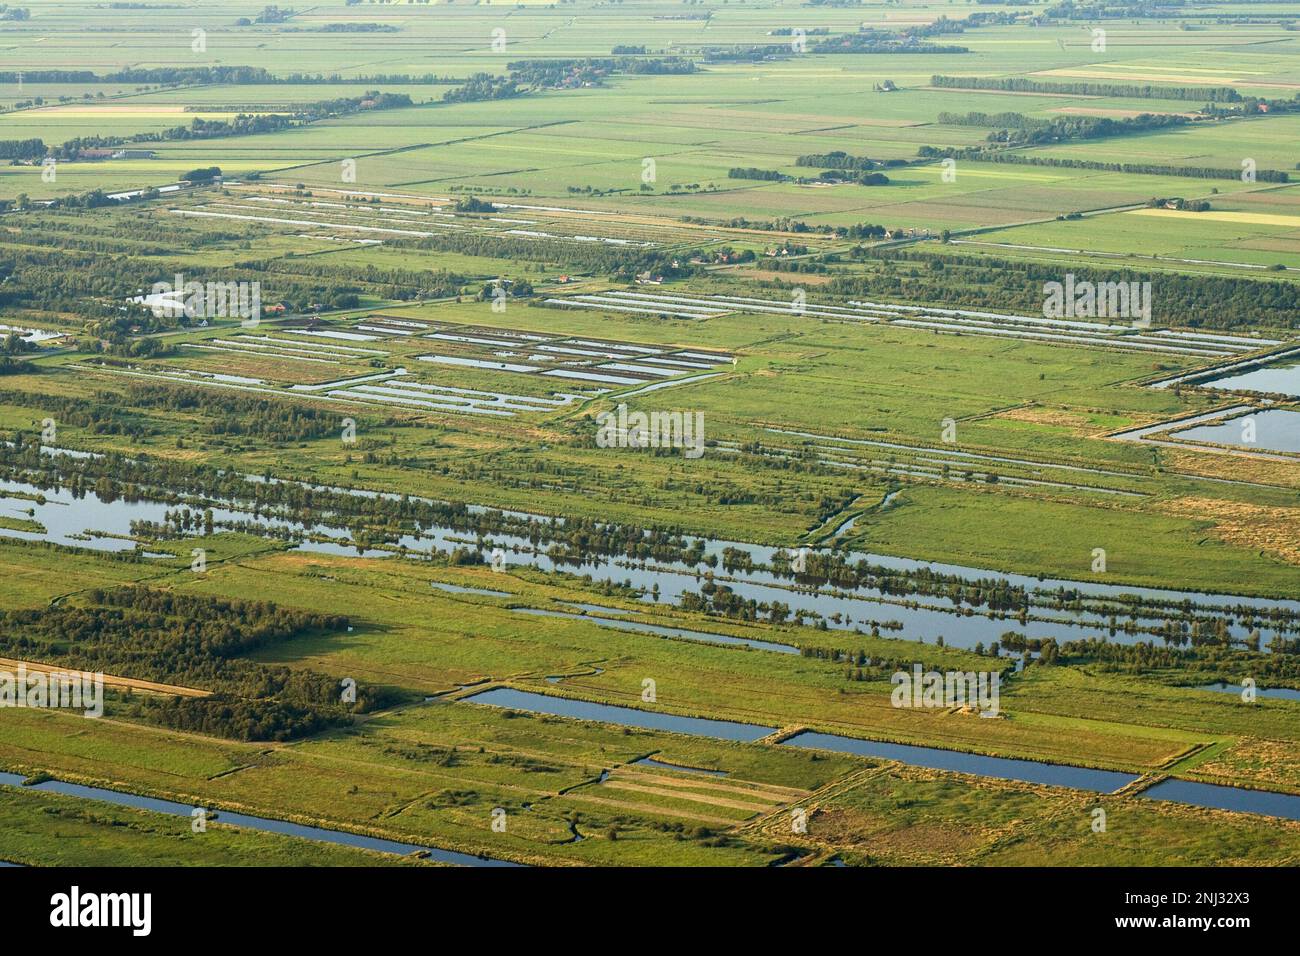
[0,771,522,867]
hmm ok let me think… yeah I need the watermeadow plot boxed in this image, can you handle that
[407,318,733,393]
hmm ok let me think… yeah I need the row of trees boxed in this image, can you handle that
[0,138,45,160]
[51,91,413,158]
[930,74,1242,102]
[917,146,1290,183]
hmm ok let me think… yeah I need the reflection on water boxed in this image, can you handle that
[1142,778,1300,822]
[1200,360,1300,399]
[0,771,521,866]
[1196,682,1300,702]
[6,459,1299,658]
[464,687,776,742]
[782,731,1136,793]
[1174,409,1300,454]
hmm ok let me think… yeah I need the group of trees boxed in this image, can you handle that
[182,166,222,184]
[0,587,402,741]
[818,169,890,186]
[716,10,1023,61]
[728,167,788,181]
[727,152,901,188]
[509,56,696,84]
[476,278,534,300]
[0,332,35,376]
[703,37,964,61]
[444,57,694,104]
[828,249,1299,331]
[680,580,799,624]
[726,166,889,186]
[246,254,468,305]
[814,34,967,54]
[395,228,700,284]
[0,138,45,161]
[9,383,366,445]
[1060,637,1300,682]
[985,112,1194,147]
[443,73,522,104]
[0,244,152,320]
[796,152,904,171]
[4,433,1294,683]
[248,4,293,23]
[0,440,719,572]
[681,215,893,239]
[1146,196,1212,211]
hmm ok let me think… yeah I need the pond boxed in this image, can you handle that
[1197,359,1300,399]
[1196,682,1300,702]
[1172,408,1300,454]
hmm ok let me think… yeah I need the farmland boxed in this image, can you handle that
[0,0,1297,877]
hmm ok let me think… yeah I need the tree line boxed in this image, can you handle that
[917,146,1290,183]
[828,250,1299,331]
[0,66,459,85]
[930,74,1242,102]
